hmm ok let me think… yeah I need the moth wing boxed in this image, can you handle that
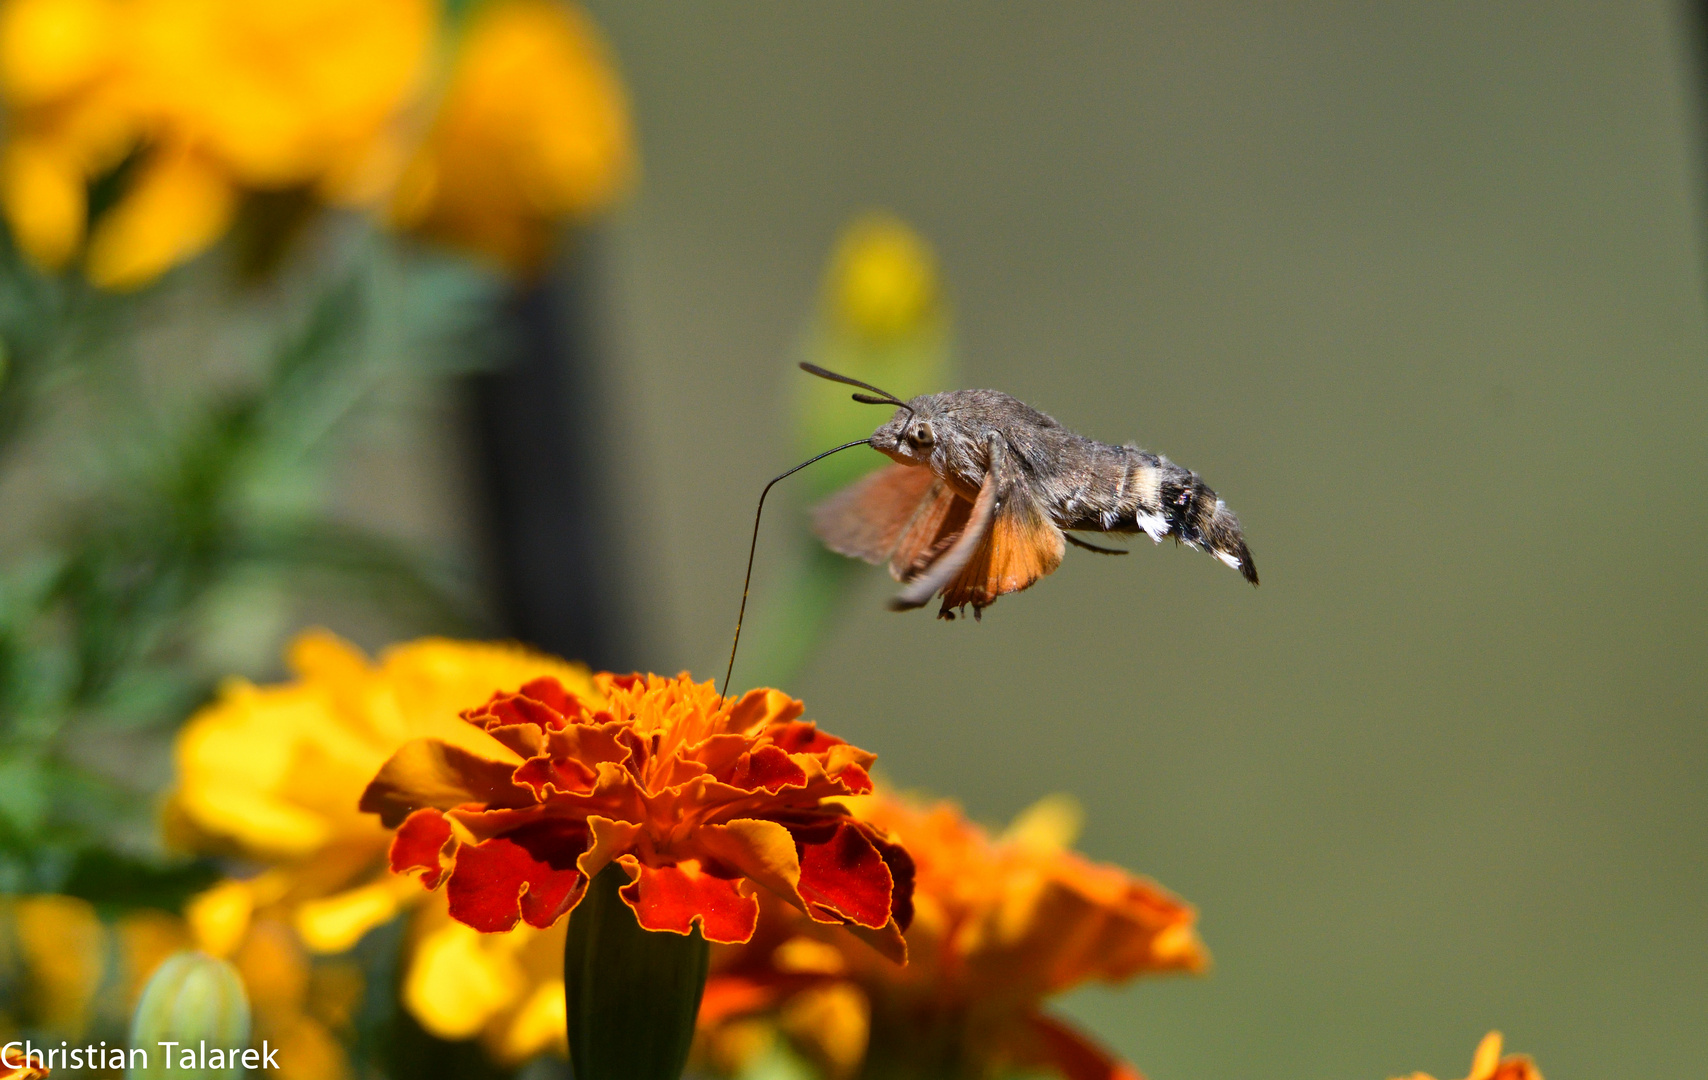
[893,435,1066,615]
[938,488,1065,613]
[811,462,942,566]
[888,480,970,583]
[888,465,998,611]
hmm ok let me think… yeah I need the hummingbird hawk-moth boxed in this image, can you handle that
[720,363,1257,693]
[805,362,1258,619]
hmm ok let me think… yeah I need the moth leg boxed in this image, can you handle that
[1065,533,1128,555]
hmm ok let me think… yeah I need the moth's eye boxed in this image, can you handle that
[909,422,935,446]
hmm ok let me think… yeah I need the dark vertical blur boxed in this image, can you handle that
[1688,0,1708,275]
[469,241,633,672]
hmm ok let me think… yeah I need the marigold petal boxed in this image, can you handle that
[498,978,569,1062]
[84,146,234,290]
[848,919,910,964]
[1016,1012,1143,1080]
[389,808,454,888]
[697,974,787,1027]
[727,687,805,731]
[294,879,408,954]
[469,693,568,758]
[796,821,895,929]
[2,138,85,269]
[185,880,254,959]
[869,829,916,931]
[360,738,532,827]
[512,754,597,798]
[446,821,589,932]
[541,722,632,771]
[518,675,580,713]
[821,745,875,792]
[575,815,643,881]
[768,719,840,754]
[695,818,801,900]
[403,921,523,1039]
[617,858,759,943]
[726,745,808,792]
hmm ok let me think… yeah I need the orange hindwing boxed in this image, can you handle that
[939,491,1064,614]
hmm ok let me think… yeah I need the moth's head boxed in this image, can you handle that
[794,363,944,466]
[869,396,939,466]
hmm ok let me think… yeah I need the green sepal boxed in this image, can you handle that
[564,864,712,1080]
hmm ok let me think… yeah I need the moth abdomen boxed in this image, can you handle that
[1148,457,1257,585]
[1072,449,1257,585]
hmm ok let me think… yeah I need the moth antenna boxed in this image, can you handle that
[722,437,875,697]
[799,362,910,407]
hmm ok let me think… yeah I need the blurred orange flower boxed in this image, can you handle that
[1392,1032,1542,1080]
[390,0,633,273]
[700,791,1206,1080]
[0,1059,49,1079]
[363,673,914,957]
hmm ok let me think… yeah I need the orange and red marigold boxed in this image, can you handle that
[359,672,914,957]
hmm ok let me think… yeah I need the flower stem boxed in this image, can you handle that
[564,864,711,1080]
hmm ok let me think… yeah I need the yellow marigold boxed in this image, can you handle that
[401,897,570,1063]
[0,0,137,269]
[1393,1032,1542,1080]
[701,791,1205,1080]
[390,0,634,273]
[0,0,436,285]
[168,630,598,954]
[166,630,597,1067]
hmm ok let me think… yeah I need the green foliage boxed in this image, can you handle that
[0,224,500,891]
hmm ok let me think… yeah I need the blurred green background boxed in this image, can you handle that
[558,3,1706,1078]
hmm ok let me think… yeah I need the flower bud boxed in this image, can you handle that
[797,211,952,501]
[126,951,251,1080]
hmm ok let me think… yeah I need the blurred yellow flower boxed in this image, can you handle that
[169,629,597,953]
[3,896,104,1036]
[0,896,205,1049]
[391,0,634,273]
[165,630,598,1068]
[796,212,952,502]
[402,901,569,1064]
[0,894,368,1080]
[0,0,434,285]
[827,212,941,344]
[0,0,631,285]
